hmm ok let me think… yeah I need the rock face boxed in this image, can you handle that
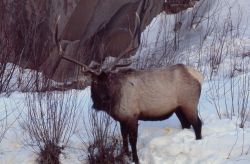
[163,0,199,14]
[0,0,197,83]
[41,0,165,82]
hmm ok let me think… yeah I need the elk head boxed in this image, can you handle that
[90,61,134,111]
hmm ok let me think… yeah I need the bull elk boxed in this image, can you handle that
[54,14,203,164]
[67,60,203,163]
[59,61,204,164]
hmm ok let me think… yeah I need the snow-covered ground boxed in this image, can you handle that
[1,79,250,164]
[1,0,250,163]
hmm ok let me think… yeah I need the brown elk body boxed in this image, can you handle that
[90,64,203,163]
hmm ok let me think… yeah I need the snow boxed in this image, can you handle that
[1,76,250,164]
[1,0,250,163]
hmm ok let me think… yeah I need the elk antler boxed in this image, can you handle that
[108,10,141,71]
[110,61,132,71]
[54,16,100,75]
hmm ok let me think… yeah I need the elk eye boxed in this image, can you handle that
[93,80,98,85]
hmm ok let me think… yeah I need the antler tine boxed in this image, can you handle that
[88,61,101,68]
[55,16,63,53]
[111,61,133,71]
[54,16,100,75]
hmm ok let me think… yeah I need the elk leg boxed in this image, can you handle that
[181,107,202,140]
[128,120,139,164]
[192,116,202,140]
[120,121,129,155]
[175,108,191,129]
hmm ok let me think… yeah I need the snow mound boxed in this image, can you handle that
[139,115,250,164]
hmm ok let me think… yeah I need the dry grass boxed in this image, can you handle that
[22,91,79,163]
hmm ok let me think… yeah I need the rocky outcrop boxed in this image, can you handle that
[0,0,198,83]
